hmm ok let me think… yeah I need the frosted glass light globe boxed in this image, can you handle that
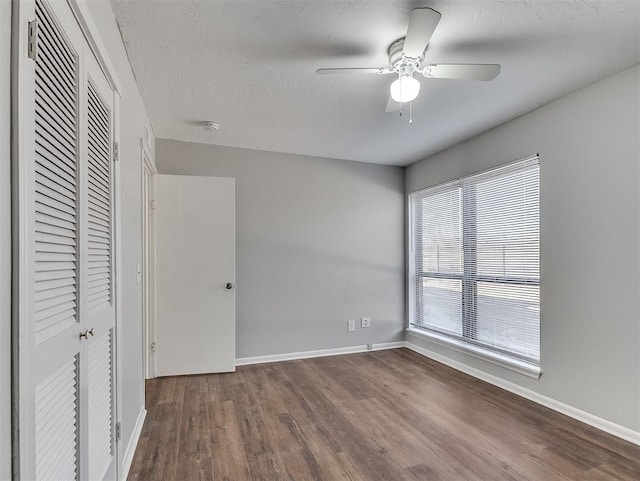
[390,75,420,103]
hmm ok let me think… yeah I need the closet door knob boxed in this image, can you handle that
[88,328,95,337]
[225,283,233,290]
[79,330,88,340]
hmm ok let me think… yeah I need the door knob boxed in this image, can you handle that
[79,330,88,340]
[225,283,233,290]
[88,328,95,337]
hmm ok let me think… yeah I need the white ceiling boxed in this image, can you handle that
[111,0,639,166]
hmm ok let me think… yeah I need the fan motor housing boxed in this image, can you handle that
[388,38,424,69]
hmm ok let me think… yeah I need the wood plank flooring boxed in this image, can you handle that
[128,348,640,481]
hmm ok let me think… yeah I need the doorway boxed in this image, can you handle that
[141,144,156,380]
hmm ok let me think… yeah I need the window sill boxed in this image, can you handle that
[405,327,542,379]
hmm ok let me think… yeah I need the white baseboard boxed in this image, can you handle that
[235,341,406,366]
[120,405,147,481]
[406,341,640,446]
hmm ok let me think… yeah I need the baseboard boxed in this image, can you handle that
[405,341,640,446]
[235,341,406,366]
[120,405,147,481]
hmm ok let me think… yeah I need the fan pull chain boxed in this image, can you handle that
[409,101,413,124]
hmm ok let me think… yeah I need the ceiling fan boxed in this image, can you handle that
[316,8,500,112]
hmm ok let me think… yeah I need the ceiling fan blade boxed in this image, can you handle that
[402,8,441,59]
[422,64,501,81]
[316,68,393,75]
[385,95,402,113]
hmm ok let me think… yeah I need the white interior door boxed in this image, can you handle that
[155,175,236,376]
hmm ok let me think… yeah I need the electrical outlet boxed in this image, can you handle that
[361,317,371,328]
[347,320,356,332]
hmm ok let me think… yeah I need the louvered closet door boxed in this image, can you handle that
[22,1,118,480]
[83,49,117,481]
[29,1,85,480]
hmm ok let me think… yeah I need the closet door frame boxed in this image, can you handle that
[12,1,123,479]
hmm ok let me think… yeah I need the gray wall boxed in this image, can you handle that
[1,2,11,479]
[156,140,405,358]
[406,65,640,432]
[84,0,153,463]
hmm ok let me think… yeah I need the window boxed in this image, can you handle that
[409,157,540,369]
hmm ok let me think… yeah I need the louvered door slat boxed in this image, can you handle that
[35,385,76,436]
[35,276,76,293]
[35,75,75,126]
[86,81,112,315]
[35,284,76,303]
[36,212,75,231]
[87,131,110,159]
[35,292,76,313]
[35,172,75,203]
[88,188,109,207]
[89,268,109,277]
[88,203,109,222]
[35,41,76,101]
[35,83,75,133]
[35,2,75,67]
[36,195,75,219]
[88,91,109,117]
[34,0,78,353]
[36,201,76,223]
[35,357,78,481]
[88,174,109,197]
[35,103,76,146]
[35,185,76,213]
[35,219,75,238]
[88,232,109,243]
[87,160,109,187]
[36,155,76,186]
[36,126,76,168]
[35,233,76,249]
[88,104,109,132]
[87,331,113,481]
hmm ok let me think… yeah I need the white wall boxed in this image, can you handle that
[406,65,640,433]
[83,0,153,467]
[1,2,12,479]
[156,140,405,358]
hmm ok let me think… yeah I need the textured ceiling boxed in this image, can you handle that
[111,0,639,166]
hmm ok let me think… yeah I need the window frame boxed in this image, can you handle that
[407,156,541,377]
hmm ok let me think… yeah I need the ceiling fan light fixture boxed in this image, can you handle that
[390,74,420,103]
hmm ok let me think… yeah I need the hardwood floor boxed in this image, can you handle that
[128,348,640,481]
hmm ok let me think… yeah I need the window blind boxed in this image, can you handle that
[411,157,540,364]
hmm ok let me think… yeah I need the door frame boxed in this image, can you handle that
[141,137,156,380]
[11,0,123,479]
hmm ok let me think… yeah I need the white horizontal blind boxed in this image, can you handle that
[413,184,463,337]
[411,158,540,363]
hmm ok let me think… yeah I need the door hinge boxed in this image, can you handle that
[113,142,119,162]
[116,422,121,441]
[27,20,38,60]
[150,341,156,352]
[150,200,156,211]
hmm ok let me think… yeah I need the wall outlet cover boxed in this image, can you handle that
[347,320,356,332]
[361,317,371,328]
